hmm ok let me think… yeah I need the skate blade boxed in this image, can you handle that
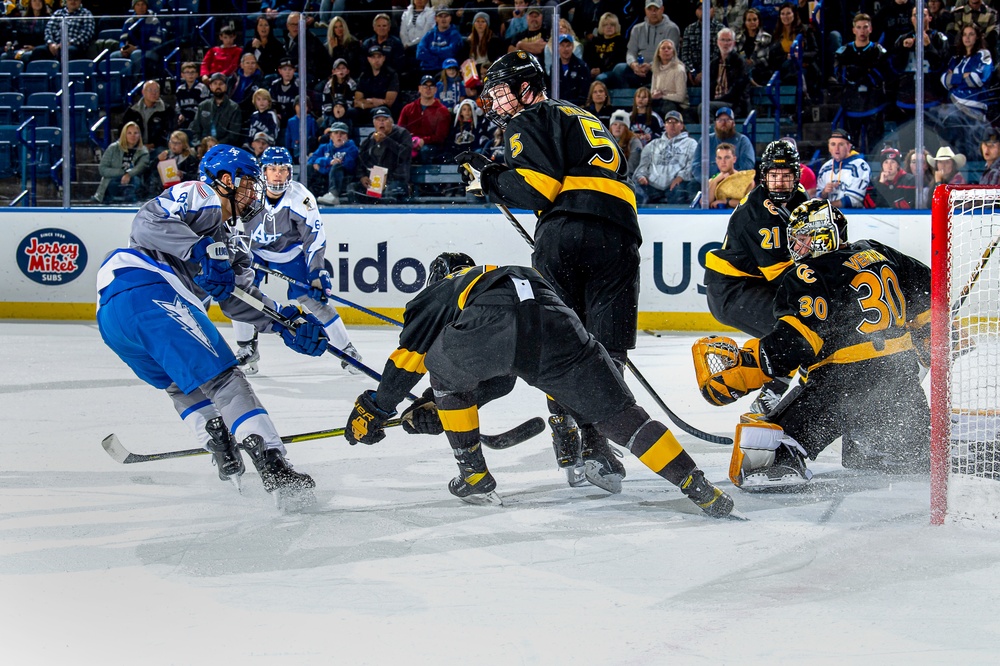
[565,463,587,487]
[242,361,259,376]
[229,474,244,493]
[273,487,317,512]
[458,490,504,506]
[725,509,750,521]
[584,461,623,494]
[342,362,364,375]
[738,470,810,492]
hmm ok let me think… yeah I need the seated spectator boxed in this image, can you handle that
[417,7,464,74]
[681,4,725,86]
[816,128,871,209]
[503,0,530,40]
[553,34,592,105]
[399,74,452,163]
[571,0,618,43]
[362,13,406,74]
[401,0,436,57]
[436,58,465,111]
[321,57,358,107]
[735,8,772,88]
[583,12,626,79]
[633,110,698,205]
[349,105,412,203]
[285,11,331,87]
[779,135,815,195]
[245,130,275,159]
[948,0,998,55]
[284,97,318,161]
[934,23,995,159]
[874,0,915,47]
[31,0,92,62]
[457,0,499,34]
[609,109,642,179]
[834,13,887,153]
[696,106,755,178]
[175,62,209,129]
[927,0,952,34]
[980,129,1000,185]
[269,57,299,133]
[4,0,50,63]
[245,17,284,79]
[928,146,967,186]
[201,25,242,83]
[445,98,489,161]
[458,11,507,69]
[92,121,149,204]
[354,44,401,122]
[629,86,663,146]
[904,147,933,203]
[327,95,355,140]
[766,2,820,97]
[326,15,366,78]
[506,5,547,56]
[152,130,199,192]
[706,27,749,116]
[708,141,755,208]
[339,0,393,41]
[871,146,916,208]
[260,0,309,28]
[717,0,750,30]
[583,79,615,127]
[888,5,950,118]
[196,135,218,161]
[543,18,585,74]
[248,89,280,143]
[313,122,359,205]
[650,38,688,116]
[119,0,163,79]
[189,73,244,147]
[122,79,171,155]
[601,0,680,88]
[229,52,266,122]
[483,125,505,161]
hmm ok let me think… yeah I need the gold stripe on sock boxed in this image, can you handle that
[638,431,685,473]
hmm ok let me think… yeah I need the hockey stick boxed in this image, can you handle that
[102,417,545,464]
[480,196,734,445]
[251,263,406,327]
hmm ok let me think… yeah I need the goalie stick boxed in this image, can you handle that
[101,417,546,464]
[477,194,734,446]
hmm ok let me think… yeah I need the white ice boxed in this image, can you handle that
[3,322,1000,665]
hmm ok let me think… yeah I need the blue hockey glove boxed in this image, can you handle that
[273,305,328,356]
[308,268,333,301]
[191,237,235,300]
[346,390,396,445]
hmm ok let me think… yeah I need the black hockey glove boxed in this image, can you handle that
[400,387,444,435]
[454,151,494,173]
[346,390,396,445]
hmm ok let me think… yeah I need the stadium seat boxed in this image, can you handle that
[94,58,133,111]
[0,92,23,126]
[0,60,23,94]
[0,124,19,178]
[68,60,97,93]
[32,126,63,174]
[21,92,60,127]
[21,60,61,96]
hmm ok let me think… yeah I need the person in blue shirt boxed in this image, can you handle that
[416,7,464,74]
[283,97,319,161]
[311,122,359,204]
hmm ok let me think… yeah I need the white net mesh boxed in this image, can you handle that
[945,188,1000,523]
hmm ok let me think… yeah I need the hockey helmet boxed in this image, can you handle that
[199,144,266,223]
[481,51,546,129]
[760,140,801,203]
[260,146,293,193]
[426,252,476,286]
[786,199,848,262]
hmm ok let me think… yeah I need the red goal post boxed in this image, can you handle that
[930,184,1000,526]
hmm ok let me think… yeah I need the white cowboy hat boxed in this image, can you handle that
[927,146,967,169]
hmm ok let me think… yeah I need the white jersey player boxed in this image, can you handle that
[96,145,329,499]
[232,146,362,375]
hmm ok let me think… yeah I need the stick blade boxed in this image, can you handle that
[481,416,546,450]
[102,434,137,464]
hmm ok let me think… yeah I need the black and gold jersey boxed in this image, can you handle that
[759,239,931,378]
[375,265,548,410]
[483,98,640,240]
[704,184,809,284]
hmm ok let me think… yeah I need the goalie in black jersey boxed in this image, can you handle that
[455,50,641,493]
[343,252,735,518]
[692,200,931,490]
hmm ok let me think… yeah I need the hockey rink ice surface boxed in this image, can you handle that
[3,321,1000,664]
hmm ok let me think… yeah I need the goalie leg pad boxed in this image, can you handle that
[731,415,812,491]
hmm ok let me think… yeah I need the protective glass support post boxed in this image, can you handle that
[61,18,71,208]
[298,12,308,186]
[699,0,710,209]
[915,0,926,209]
[549,5,560,100]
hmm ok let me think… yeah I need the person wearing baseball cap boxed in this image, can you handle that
[872,145,916,208]
[355,40,401,117]
[349,102,412,203]
[399,71,452,164]
[817,128,871,208]
[599,0,680,88]
[981,130,1000,185]
[311,121,358,206]
[694,106,756,180]
[361,12,405,73]
[507,3,548,57]
[416,3,464,74]
[633,108,699,204]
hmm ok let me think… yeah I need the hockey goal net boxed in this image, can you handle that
[931,184,1000,525]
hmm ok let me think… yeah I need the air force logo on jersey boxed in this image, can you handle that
[251,214,282,245]
[154,296,219,356]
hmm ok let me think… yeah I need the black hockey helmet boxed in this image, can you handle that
[759,140,801,203]
[481,51,546,128]
[786,199,848,261]
[426,252,476,286]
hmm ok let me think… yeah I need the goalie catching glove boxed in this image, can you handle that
[692,336,771,406]
[400,387,444,435]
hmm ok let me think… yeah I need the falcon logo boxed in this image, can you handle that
[154,296,219,356]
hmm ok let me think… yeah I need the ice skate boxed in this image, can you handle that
[235,334,260,376]
[448,442,503,505]
[582,426,625,494]
[739,443,812,491]
[242,434,316,508]
[749,380,785,416]
[341,342,364,375]
[680,469,735,519]
[549,414,586,487]
[204,417,244,489]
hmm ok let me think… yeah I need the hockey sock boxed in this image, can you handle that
[597,405,697,486]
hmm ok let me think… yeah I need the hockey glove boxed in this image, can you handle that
[191,237,235,301]
[692,336,770,406]
[346,390,396,445]
[454,151,494,173]
[308,268,333,301]
[400,387,444,435]
[273,305,329,357]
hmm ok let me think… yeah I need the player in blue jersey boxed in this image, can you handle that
[96,145,329,499]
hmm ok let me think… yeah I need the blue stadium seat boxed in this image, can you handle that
[70,92,99,143]
[68,60,97,93]
[94,58,133,111]
[21,60,61,96]
[0,60,23,94]
[0,124,19,178]
[0,92,23,126]
[21,92,60,127]
[33,126,63,174]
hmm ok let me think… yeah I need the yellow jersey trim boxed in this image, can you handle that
[779,315,824,356]
[516,168,561,201]
[457,267,495,309]
[389,348,427,374]
[809,332,914,371]
[562,175,637,212]
[705,251,760,278]
[760,259,794,282]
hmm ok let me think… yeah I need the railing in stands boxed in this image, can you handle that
[743,109,758,147]
[16,117,36,207]
[9,189,29,207]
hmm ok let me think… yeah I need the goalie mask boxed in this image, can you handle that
[426,252,476,286]
[260,146,293,194]
[786,199,848,262]
[759,140,801,204]
[481,51,546,129]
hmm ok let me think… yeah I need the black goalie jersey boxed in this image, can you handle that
[759,239,931,381]
[482,98,640,241]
